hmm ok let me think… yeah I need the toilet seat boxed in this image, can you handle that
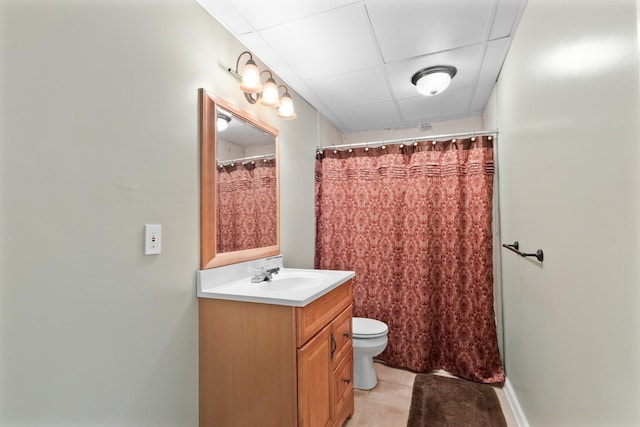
[352,317,388,339]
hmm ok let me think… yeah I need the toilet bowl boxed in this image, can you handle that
[352,317,389,390]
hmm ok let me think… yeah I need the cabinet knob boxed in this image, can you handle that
[343,378,351,384]
[343,333,350,338]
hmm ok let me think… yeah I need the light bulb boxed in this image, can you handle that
[277,93,296,119]
[260,78,280,107]
[239,59,263,93]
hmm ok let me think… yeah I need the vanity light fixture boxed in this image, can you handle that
[411,65,457,96]
[228,50,296,120]
[216,112,231,131]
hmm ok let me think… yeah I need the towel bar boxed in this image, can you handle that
[502,241,544,262]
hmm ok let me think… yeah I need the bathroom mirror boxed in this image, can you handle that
[200,89,280,269]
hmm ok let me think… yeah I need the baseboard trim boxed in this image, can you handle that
[504,377,529,427]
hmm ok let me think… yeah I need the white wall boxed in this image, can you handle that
[343,116,483,145]
[278,94,318,269]
[0,0,318,424]
[216,139,245,161]
[484,0,640,425]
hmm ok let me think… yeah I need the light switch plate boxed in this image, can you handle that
[144,224,161,255]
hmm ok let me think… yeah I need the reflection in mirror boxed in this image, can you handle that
[216,106,277,253]
[200,89,280,269]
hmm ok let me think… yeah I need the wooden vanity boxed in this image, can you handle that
[199,279,354,427]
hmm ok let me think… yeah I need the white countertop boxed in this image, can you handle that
[197,267,355,307]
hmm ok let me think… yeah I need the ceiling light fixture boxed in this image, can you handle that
[228,51,296,120]
[216,112,231,131]
[411,65,457,96]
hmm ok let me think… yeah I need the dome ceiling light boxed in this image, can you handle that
[411,65,458,96]
[216,112,231,131]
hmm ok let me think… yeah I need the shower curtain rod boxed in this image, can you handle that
[217,153,275,166]
[316,129,498,151]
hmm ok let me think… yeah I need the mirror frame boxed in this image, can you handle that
[199,89,280,269]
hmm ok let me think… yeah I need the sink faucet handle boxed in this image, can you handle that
[263,267,278,281]
[251,266,278,283]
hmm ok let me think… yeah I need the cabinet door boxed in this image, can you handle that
[330,306,354,426]
[332,350,354,425]
[298,325,331,427]
[330,306,352,364]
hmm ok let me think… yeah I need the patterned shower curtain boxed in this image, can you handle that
[315,137,504,383]
[217,160,277,253]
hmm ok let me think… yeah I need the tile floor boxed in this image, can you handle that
[343,362,518,427]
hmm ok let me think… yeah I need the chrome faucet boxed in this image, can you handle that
[251,266,280,283]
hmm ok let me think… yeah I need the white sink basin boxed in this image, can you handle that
[198,268,355,307]
[258,271,328,291]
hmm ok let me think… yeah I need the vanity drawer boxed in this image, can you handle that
[331,349,354,426]
[296,280,352,347]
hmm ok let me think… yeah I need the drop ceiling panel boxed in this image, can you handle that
[237,32,297,83]
[257,4,381,79]
[305,67,392,109]
[365,0,495,62]
[196,0,253,35]
[477,37,510,85]
[489,0,524,40]
[397,89,473,122]
[470,83,494,112]
[229,0,358,31]
[285,78,326,109]
[330,100,403,132]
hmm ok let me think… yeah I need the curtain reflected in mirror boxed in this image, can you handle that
[216,158,277,252]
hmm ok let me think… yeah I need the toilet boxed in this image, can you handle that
[352,317,389,390]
